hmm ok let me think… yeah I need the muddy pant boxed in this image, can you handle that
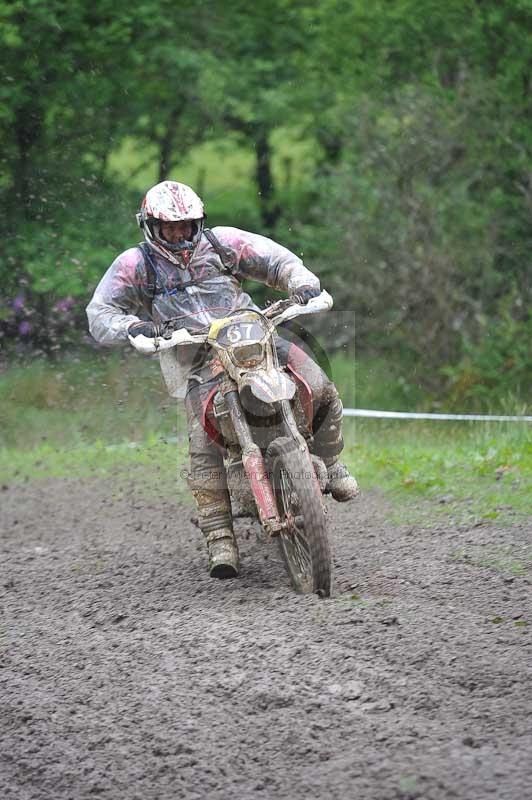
[185,339,344,531]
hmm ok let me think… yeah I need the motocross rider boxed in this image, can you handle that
[86,180,358,579]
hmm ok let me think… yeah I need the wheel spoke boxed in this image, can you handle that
[278,466,312,581]
[279,469,300,516]
[294,529,311,560]
[281,534,311,583]
[292,533,311,572]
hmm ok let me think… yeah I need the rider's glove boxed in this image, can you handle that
[128,321,156,338]
[290,285,321,305]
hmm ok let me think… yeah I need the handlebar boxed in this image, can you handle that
[128,290,333,355]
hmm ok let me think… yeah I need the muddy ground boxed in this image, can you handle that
[1,477,531,800]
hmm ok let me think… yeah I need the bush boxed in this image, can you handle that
[442,305,532,411]
[298,81,530,403]
[0,180,140,354]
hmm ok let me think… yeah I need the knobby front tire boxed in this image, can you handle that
[267,437,332,597]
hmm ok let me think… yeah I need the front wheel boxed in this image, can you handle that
[267,437,332,597]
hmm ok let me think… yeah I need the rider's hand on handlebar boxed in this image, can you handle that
[128,321,156,338]
[290,285,321,305]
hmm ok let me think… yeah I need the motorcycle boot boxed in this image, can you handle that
[324,458,360,502]
[205,523,240,579]
[189,468,240,579]
[190,481,240,578]
[311,383,359,502]
[186,395,239,578]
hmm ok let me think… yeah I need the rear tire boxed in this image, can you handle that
[267,437,332,597]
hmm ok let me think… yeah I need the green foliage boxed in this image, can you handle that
[443,304,532,410]
[1,0,530,407]
[0,0,156,203]
[299,79,530,392]
[14,182,139,295]
[289,0,531,399]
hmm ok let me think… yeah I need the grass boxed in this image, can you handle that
[1,348,420,451]
[340,417,532,527]
[0,350,178,450]
[1,438,190,501]
[450,545,532,576]
[1,352,531,525]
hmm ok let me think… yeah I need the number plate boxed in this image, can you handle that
[209,313,267,348]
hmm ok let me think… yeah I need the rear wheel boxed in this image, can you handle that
[267,437,332,597]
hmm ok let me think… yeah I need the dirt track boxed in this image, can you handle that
[1,477,531,800]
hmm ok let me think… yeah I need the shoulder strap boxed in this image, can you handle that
[203,228,237,274]
[137,232,237,314]
[138,242,158,312]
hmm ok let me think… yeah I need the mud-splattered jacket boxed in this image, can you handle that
[86,226,320,398]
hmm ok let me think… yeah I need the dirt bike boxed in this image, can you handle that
[131,292,334,597]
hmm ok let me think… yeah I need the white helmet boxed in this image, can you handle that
[136,180,205,265]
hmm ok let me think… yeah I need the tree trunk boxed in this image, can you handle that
[315,129,343,174]
[158,107,183,182]
[255,130,281,230]
[14,101,44,220]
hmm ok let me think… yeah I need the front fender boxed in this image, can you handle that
[241,370,296,403]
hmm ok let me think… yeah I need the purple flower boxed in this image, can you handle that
[18,321,32,336]
[12,294,25,311]
[54,296,75,313]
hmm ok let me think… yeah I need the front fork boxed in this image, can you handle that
[220,378,285,536]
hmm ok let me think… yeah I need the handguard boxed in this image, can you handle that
[274,290,333,325]
[128,328,205,354]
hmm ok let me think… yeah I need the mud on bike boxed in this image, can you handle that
[130,292,335,597]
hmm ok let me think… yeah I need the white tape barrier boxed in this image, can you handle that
[105,408,531,451]
[343,408,532,422]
